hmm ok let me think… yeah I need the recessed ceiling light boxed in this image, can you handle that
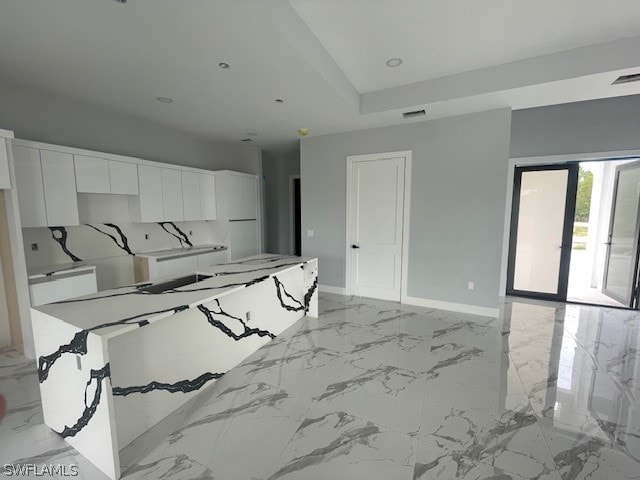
[275,98,284,103]
[218,62,231,69]
[246,132,258,137]
[156,97,174,104]
[386,58,403,68]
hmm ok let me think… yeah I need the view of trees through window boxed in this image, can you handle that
[575,167,593,223]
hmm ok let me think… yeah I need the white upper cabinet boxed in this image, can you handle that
[134,164,164,222]
[225,173,258,220]
[74,155,110,194]
[13,146,47,227]
[200,174,217,220]
[161,168,184,221]
[226,174,245,220]
[40,150,79,226]
[181,171,202,221]
[12,139,234,226]
[109,160,138,195]
[243,176,258,220]
[75,156,139,196]
[0,138,10,189]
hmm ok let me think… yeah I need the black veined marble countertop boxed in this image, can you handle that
[32,254,317,340]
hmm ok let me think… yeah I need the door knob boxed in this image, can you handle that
[351,244,360,249]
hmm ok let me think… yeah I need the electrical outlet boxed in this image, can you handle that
[76,355,82,371]
[31,243,39,251]
[306,230,314,237]
[145,233,150,240]
[246,311,251,322]
[467,281,475,290]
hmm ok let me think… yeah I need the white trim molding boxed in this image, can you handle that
[318,286,499,317]
[402,295,499,318]
[319,284,349,295]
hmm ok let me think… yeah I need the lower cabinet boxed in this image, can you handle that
[29,270,98,307]
[157,255,198,279]
[229,220,259,261]
[134,249,230,281]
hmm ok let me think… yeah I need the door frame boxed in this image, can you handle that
[601,159,640,307]
[0,133,32,355]
[289,174,300,255]
[345,150,412,300]
[506,164,579,301]
[499,148,640,299]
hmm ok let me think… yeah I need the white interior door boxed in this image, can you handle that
[349,156,405,301]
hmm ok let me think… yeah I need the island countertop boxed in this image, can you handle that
[33,254,317,340]
[31,254,319,480]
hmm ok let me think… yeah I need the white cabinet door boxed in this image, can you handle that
[29,272,98,307]
[137,165,164,222]
[243,176,258,220]
[200,174,217,220]
[156,256,198,279]
[0,139,10,189]
[74,155,110,193]
[229,221,246,260]
[181,171,202,221]
[227,174,245,220]
[244,220,259,257]
[162,168,184,221]
[13,146,47,227]
[40,150,79,226]
[227,174,258,220]
[109,160,138,195]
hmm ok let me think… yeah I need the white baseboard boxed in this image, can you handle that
[401,295,499,318]
[318,284,349,295]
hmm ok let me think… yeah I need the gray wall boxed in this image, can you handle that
[262,149,300,254]
[511,94,640,158]
[301,108,512,309]
[0,82,261,174]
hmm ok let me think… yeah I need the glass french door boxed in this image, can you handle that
[602,160,640,307]
[507,165,579,301]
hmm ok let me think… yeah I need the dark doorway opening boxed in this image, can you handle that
[293,177,301,256]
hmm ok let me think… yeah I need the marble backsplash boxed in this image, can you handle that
[22,221,228,290]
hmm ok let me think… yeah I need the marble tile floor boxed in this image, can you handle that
[1,293,639,479]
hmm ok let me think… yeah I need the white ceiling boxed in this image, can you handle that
[290,0,640,93]
[0,0,639,150]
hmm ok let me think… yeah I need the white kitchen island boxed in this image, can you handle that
[30,254,318,480]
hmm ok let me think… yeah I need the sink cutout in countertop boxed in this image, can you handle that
[139,274,212,294]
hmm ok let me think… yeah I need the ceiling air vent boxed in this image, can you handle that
[403,109,426,119]
[612,73,640,85]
